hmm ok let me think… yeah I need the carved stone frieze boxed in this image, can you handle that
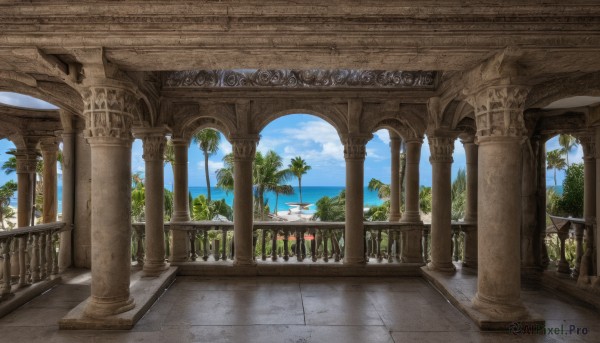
[343,135,371,160]
[231,138,258,161]
[467,86,529,139]
[164,70,436,89]
[428,136,455,163]
[82,86,139,142]
[142,135,166,162]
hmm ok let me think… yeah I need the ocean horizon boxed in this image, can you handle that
[10,185,384,214]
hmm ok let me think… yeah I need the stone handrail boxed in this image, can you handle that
[0,222,69,301]
[547,214,594,278]
[132,220,458,264]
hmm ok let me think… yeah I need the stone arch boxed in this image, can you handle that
[180,116,233,143]
[450,101,475,131]
[370,118,419,142]
[0,77,83,115]
[251,101,348,137]
[526,72,600,109]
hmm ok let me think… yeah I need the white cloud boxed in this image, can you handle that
[219,141,232,155]
[570,145,583,164]
[257,137,289,154]
[197,160,225,172]
[374,129,390,145]
[0,92,58,110]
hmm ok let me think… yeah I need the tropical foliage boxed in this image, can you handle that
[0,180,17,230]
[419,186,432,215]
[130,173,177,222]
[192,129,221,202]
[451,168,466,221]
[314,190,346,222]
[546,149,566,187]
[367,178,391,200]
[191,194,233,221]
[558,134,578,166]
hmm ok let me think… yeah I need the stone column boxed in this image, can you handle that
[169,138,190,262]
[462,137,478,268]
[343,134,370,265]
[40,138,59,224]
[14,148,37,285]
[521,137,539,281]
[400,138,424,263]
[389,133,401,221]
[59,112,75,271]
[536,137,549,270]
[82,84,136,318]
[427,135,455,272]
[469,85,529,319]
[73,127,92,268]
[135,129,169,276]
[594,126,600,275]
[231,137,258,265]
[401,139,422,223]
[578,134,595,280]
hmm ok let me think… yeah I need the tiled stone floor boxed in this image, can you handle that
[0,274,598,342]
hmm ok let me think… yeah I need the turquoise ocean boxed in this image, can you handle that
[12,186,384,214]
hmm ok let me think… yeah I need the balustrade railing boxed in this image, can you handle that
[547,215,595,278]
[132,221,453,264]
[422,222,475,265]
[0,222,69,301]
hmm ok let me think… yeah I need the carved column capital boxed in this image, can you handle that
[15,150,38,174]
[428,136,455,163]
[343,134,371,160]
[39,137,60,154]
[134,128,169,162]
[82,85,138,145]
[466,85,529,141]
[577,133,596,161]
[231,137,258,161]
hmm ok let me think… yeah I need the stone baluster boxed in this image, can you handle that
[573,224,584,277]
[136,230,145,266]
[82,84,136,318]
[387,230,393,262]
[272,229,278,261]
[202,229,209,261]
[189,230,197,261]
[51,232,59,275]
[45,232,53,278]
[556,224,571,275]
[427,135,456,272]
[1,237,12,299]
[389,133,401,221]
[283,229,290,261]
[222,228,228,261]
[30,233,40,283]
[376,229,383,262]
[462,137,478,268]
[135,129,169,276]
[231,137,258,265]
[467,83,529,319]
[323,230,329,262]
[452,228,460,262]
[343,134,370,264]
[311,228,317,262]
[296,229,302,262]
[170,138,191,262]
[261,229,267,261]
[422,227,430,262]
[39,232,47,280]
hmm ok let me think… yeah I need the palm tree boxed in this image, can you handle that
[273,184,294,214]
[288,156,311,205]
[253,151,292,220]
[314,193,345,222]
[419,186,432,215]
[192,129,221,202]
[546,149,567,187]
[216,153,234,194]
[367,178,391,200]
[558,134,578,166]
[164,138,175,174]
[2,156,16,175]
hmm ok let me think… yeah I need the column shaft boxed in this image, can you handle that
[401,140,422,223]
[232,138,257,265]
[427,136,455,272]
[139,132,169,276]
[74,130,92,268]
[59,131,75,271]
[462,140,478,268]
[170,140,190,262]
[343,135,369,265]
[389,135,401,221]
[41,140,58,223]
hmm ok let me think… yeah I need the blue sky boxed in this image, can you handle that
[0,91,584,189]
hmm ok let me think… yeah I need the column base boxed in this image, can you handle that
[427,261,456,273]
[388,214,401,222]
[143,262,170,277]
[462,259,478,269]
[472,292,528,321]
[401,228,424,263]
[233,258,257,266]
[400,212,421,223]
[343,257,365,265]
[83,296,135,319]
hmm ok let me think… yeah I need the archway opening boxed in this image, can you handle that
[0,91,58,110]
